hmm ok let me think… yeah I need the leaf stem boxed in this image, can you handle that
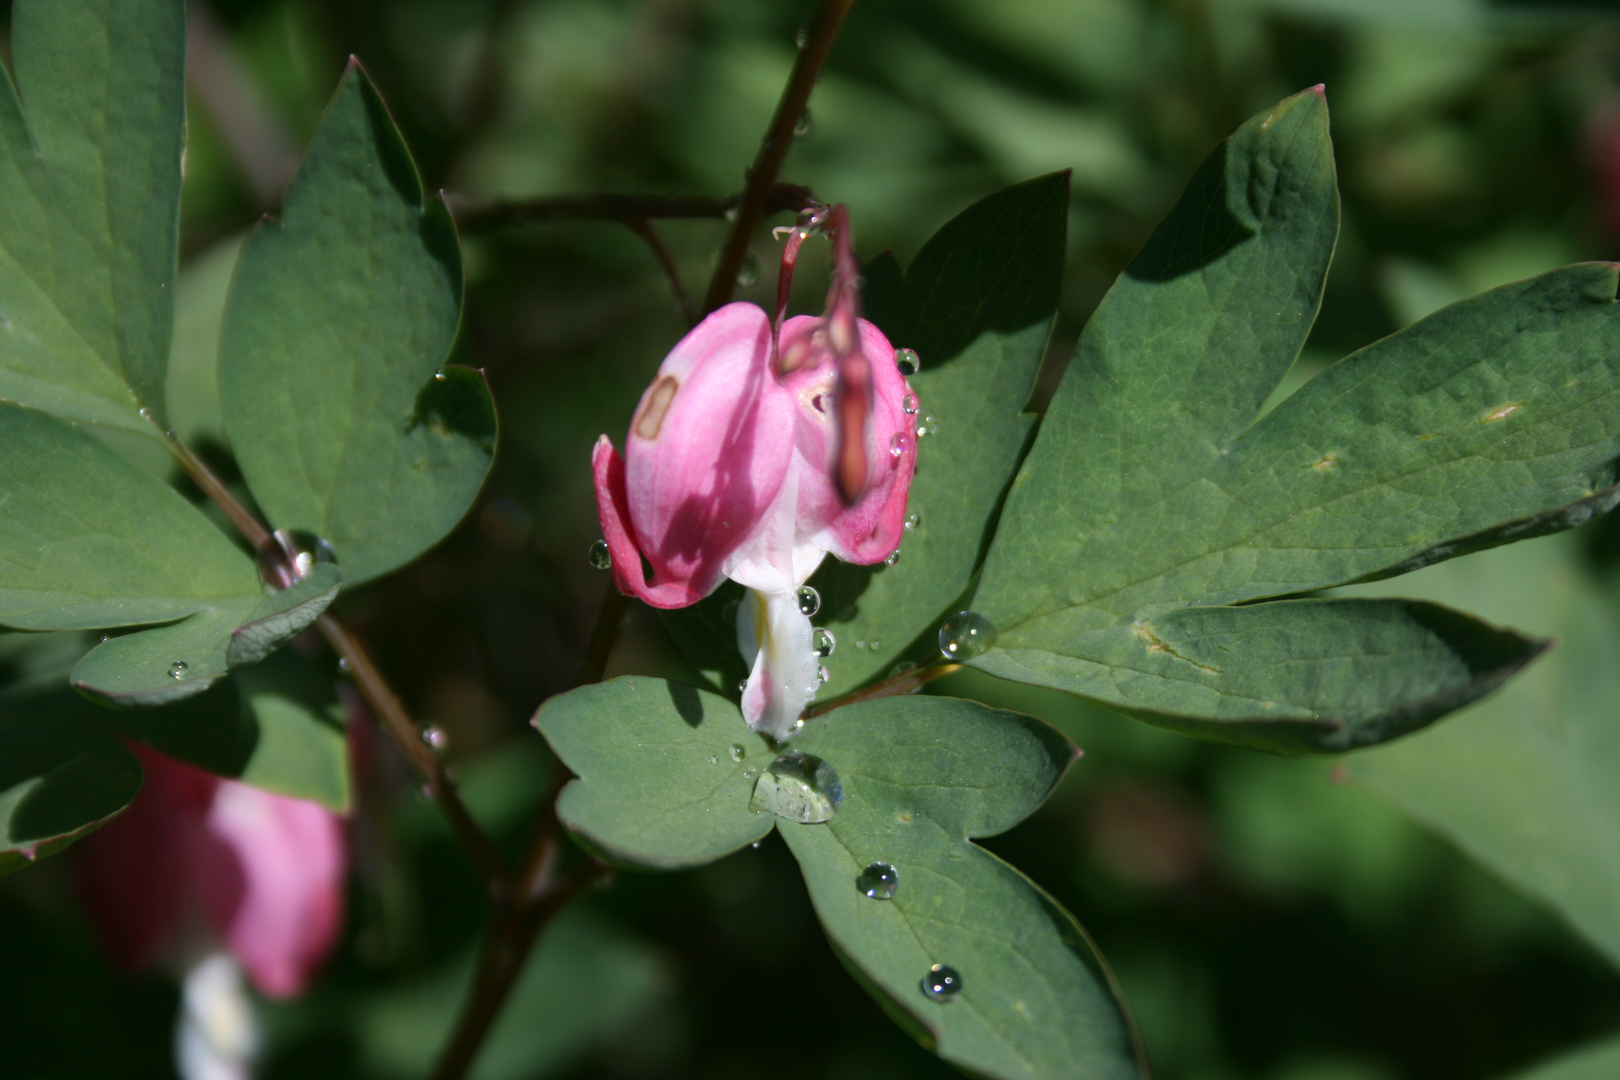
[803,661,962,718]
[700,0,856,316]
[161,429,508,892]
[452,186,815,233]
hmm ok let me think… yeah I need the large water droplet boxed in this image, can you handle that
[794,108,813,138]
[904,510,921,530]
[939,612,997,660]
[903,393,919,415]
[920,964,962,1001]
[889,431,910,458]
[858,861,899,899]
[915,411,939,438]
[895,348,921,377]
[588,539,612,570]
[422,725,448,750]
[750,751,842,823]
[728,744,746,763]
[168,660,189,679]
[796,585,821,617]
[812,627,836,658]
[736,250,762,288]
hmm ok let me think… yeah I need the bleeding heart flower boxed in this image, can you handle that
[592,205,917,738]
[76,745,347,999]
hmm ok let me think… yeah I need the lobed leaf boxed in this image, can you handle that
[219,64,494,587]
[975,597,1545,754]
[0,0,184,434]
[534,677,774,869]
[1495,1035,1620,1080]
[70,563,341,706]
[969,88,1620,749]
[0,402,258,630]
[780,697,1142,1080]
[0,696,142,873]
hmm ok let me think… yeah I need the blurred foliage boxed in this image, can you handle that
[6,0,1620,1076]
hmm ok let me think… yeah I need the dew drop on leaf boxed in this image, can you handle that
[728,744,746,763]
[884,548,901,566]
[939,612,997,660]
[920,964,961,1001]
[904,510,920,530]
[167,660,188,679]
[857,861,899,899]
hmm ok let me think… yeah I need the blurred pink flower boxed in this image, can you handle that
[592,206,917,737]
[76,745,347,999]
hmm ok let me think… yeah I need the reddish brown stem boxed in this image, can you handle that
[803,661,962,718]
[701,0,856,316]
[160,429,508,892]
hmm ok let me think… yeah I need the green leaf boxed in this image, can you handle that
[87,649,349,810]
[0,0,184,434]
[1344,533,1620,968]
[166,236,243,450]
[969,88,1620,749]
[534,677,774,869]
[0,401,259,630]
[1495,1035,1620,1080]
[665,174,1069,697]
[978,597,1544,754]
[70,563,340,706]
[779,697,1142,1080]
[219,64,493,587]
[0,695,141,872]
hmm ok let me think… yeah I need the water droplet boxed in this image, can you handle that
[903,394,919,415]
[889,431,910,458]
[869,639,883,650]
[708,755,719,765]
[795,207,823,235]
[337,656,352,675]
[138,407,154,422]
[737,678,750,694]
[921,964,962,1001]
[794,108,813,138]
[752,840,763,849]
[167,660,189,679]
[434,370,448,382]
[743,768,757,781]
[812,627,836,658]
[737,250,761,288]
[904,510,921,530]
[939,611,997,660]
[728,744,746,763]
[884,548,901,566]
[895,348,921,377]
[818,665,830,684]
[915,411,939,438]
[98,634,110,643]
[724,205,740,224]
[855,639,866,650]
[796,585,821,617]
[588,539,612,570]
[795,24,808,48]
[788,718,804,737]
[857,861,899,899]
[422,726,448,750]
[419,783,436,800]
[888,662,913,677]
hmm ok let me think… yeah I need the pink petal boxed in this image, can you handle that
[197,781,347,999]
[778,316,916,564]
[592,436,705,608]
[595,302,797,608]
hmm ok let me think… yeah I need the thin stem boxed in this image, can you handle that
[453,185,815,234]
[575,587,629,688]
[700,0,856,316]
[429,855,608,1080]
[628,218,695,326]
[160,429,508,892]
[317,616,509,891]
[803,661,962,718]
